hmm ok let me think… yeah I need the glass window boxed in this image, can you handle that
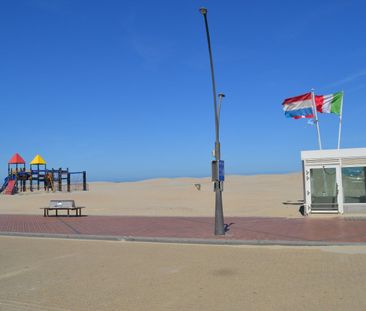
[342,167,366,203]
[310,168,337,204]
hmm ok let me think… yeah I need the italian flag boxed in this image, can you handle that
[315,92,343,115]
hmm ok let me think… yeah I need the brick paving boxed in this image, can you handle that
[1,214,366,244]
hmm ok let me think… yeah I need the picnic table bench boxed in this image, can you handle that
[42,200,85,217]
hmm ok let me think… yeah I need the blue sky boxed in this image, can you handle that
[1,0,366,181]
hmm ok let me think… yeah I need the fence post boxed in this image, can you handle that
[67,173,71,192]
[83,171,87,191]
[58,168,62,191]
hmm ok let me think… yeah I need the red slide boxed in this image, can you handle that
[3,180,16,195]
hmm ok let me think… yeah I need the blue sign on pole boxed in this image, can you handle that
[218,160,224,181]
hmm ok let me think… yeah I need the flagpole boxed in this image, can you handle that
[312,89,327,196]
[337,91,344,149]
[311,89,322,150]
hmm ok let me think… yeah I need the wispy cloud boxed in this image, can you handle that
[122,8,174,70]
[326,69,366,88]
[130,35,171,70]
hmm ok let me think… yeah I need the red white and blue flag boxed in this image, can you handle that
[282,93,314,119]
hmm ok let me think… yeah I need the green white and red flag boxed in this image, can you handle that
[315,92,343,115]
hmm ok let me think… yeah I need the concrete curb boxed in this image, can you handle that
[1,231,366,247]
[124,236,366,246]
[0,231,125,242]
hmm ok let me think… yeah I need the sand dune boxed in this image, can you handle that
[0,173,304,217]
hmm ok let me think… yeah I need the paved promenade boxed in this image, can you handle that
[1,214,366,245]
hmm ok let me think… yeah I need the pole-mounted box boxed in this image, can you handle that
[212,160,224,182]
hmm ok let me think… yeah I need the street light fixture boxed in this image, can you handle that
[199,7,207,15]
[217,93,225,127]
[199,7,225,236]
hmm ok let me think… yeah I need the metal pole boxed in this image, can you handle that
[311,90,327,194]
[67,173,71,192]
[58,168,62,191]
[200,7,225,235]
[83,171,87,191]
[217,93,225,130]
[337,91,344,150]
[311,90,322,150]
[37,164,40,190]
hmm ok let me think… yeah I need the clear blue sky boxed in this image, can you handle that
[1,0,366,181]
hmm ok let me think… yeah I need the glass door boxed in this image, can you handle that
[306,165,343,213]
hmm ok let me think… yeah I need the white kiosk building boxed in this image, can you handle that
[302,148,366,215]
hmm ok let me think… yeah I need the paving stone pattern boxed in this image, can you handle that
[1,215,366,243]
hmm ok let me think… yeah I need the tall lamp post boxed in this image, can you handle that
[199,7,225,235]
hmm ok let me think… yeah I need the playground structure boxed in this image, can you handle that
[0,153,87,195]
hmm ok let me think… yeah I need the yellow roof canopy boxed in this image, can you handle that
[30,154,47,165]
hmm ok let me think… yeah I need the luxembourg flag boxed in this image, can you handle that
[282,92,314,119]
[315,92,343,115]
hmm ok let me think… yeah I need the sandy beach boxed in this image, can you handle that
[2,174,366,310]
[3,1,365,310]
[1,236,366,311]
[0,173,304,217]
